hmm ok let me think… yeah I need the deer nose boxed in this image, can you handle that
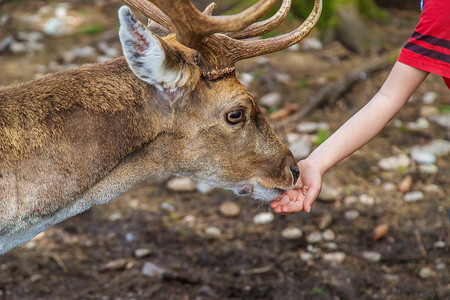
[290,165,300,185]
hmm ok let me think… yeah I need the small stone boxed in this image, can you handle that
[398,175,413,194]
[196,183,213,194]
[197,285,218,298]
[343,195,358,206]
[318,213,333,230]
[433,241,446,248]
[142,262,165,279]
[296,122,329,134]
[259,92,282,108]
[407,118,429,131]
[420,105,439,117]
[238,73,254,87]
[383,274,400,284]
[419,267,436,279]
[422,184,440,194]
[382,182,396,191]
[344,210,360,221]
[289,138,311,160]
[410,148,436,164]
[219,201,240,217]
[419,164,438,174]
[160,202,175,211]
[134,248,152,258]
[306,231,322,244]
[404,191,424,202]
[204,226,221,237]
[422,91,437,104]
[300,251,313,262]
[323,252,346,264]
[359,194,375,206]
[318,184,341,202]
[281,227,303,239]
[108,212,122,221]
[430,114,450,129]
[362,251,382,262]
[253,212,274,224]
[322,229,335,241]
[167,177,197,192]
[325,242,338,250]
[378,154,410,171]
[300,37,323,50]
[100,259,129,271]
[422,139,450,156]
[370,224,389,241]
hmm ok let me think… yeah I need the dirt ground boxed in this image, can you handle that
[0,1,449,299]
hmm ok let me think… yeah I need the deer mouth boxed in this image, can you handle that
[229,182,284,201]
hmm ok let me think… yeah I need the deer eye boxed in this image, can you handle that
[226,109,245,124]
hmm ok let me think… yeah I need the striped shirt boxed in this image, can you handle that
[398,0,450,89]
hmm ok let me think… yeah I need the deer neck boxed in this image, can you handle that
[0,57,178,252]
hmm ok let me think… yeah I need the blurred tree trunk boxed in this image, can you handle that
[292,0,387,55]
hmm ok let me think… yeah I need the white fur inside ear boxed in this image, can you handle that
[118,6,178,93]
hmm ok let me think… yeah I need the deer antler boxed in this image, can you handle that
[123,0,322,80]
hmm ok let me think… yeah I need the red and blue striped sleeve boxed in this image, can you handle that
[398,0,450,89]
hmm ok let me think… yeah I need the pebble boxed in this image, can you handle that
[404,191,424,202]
[422,184,440,193]
[196,183,213,194]
[281,227,303,239]
[378,154,410,171]
[407,118,429,131]
[100,259,129,271]
[419,164,438,174]
[370,224,389,241]
[134,248,152,258]
[319,213,333,230]
[323,252,346,264]
[398,175,413,194]
[422,91,437,104]
[343,195,358,206]
[259,92,282,108]
[433,241,446,249]
[420,105,439,117]
[318,184,342,202]
[322,229,335,241]
[238,73,254,87]
[306,231,322,244]
[382,182,396,191]
[344,210,360,221]
[160,202,175,212]
[325,242,338,250]
[300,251,313,262]
[204,226,221,237]
[383,274,400,284]
[296,122,329,134]
[410,148,436,164]
[430,114,450,129]
[108,212,122,221]
[421,139,450,156]
[300,37,323,50]
[253,212,274,224]
[219,201,240,217]
[289,138,311,160]
[273,72,291,84]
[167,177,197,192]
[419,267,436,279]
[197,285,218,298]
[359,194,375,206]
[362,251,382,262]
[142,262,165,279]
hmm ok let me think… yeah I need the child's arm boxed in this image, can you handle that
[272,61,429,215]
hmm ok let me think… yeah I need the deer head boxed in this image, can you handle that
[117,0,322,199]
[0,0,321,254]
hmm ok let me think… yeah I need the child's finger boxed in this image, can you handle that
[281,199,304,213]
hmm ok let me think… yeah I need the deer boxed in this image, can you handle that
[0,0,322,254]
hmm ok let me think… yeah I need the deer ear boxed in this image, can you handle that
[118,6,182,99]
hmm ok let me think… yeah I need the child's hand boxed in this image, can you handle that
[271,159,323,215]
